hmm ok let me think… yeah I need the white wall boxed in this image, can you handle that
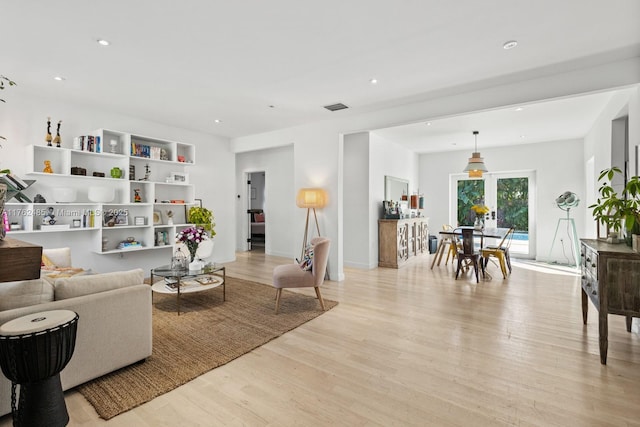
[343,132,370,268]
[235,146,294,257]
[583,87,639,237]
[369,133,419,266]
[1,92,235,273]
[342,131,418,269]
[419,139,585,262]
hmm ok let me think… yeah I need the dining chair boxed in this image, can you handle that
[481,227,515,278]
[442,224,460,266]
[455,228,483,283]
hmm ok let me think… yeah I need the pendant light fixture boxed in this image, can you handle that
[463,131,488,178]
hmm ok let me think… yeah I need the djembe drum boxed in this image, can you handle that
[0,310,79,427]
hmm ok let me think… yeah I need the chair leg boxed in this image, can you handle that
[455,257,462,279]
[505,249,512,273]
[275,288,282,314]
[314,287,326,311]
[497,253,507,279]
[473,259,479,283]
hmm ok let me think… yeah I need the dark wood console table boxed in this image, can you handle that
[0,238,42,283]
[580,239,640,364]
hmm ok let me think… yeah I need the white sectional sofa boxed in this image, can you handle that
[0,267,152,416]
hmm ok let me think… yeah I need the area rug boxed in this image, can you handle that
[76,276,337,420]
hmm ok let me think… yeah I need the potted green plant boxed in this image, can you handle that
[589,167,640,244]
[187,205,216,237]
[0,75,16,145]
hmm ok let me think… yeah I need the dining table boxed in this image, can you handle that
[430,226,510,269]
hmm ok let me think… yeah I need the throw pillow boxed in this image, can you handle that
[54,268,144,300]
[0,279,55,311]
[41,253,56,269]
[299,244,314,271]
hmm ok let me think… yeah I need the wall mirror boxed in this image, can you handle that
[384,175,409,201]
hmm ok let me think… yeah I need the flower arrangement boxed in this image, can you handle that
[471,204,490,215]
[176,225,209,261]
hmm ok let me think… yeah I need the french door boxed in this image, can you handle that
[450,171,536,259]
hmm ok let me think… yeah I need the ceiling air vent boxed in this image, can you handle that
[323,103,349,112]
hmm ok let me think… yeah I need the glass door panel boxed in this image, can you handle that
[451,171,535,259]
[456,179,485,226]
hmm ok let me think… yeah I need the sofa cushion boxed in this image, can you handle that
[0,279,55,311]
[54,268,145,300]
[42,247,72,268]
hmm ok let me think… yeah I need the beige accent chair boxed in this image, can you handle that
[272,237,330,314]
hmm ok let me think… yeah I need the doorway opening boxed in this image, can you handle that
[451,170,536,259]
[247,171,266,252]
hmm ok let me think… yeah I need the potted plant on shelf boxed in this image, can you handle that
[589,166,640,245]
[188,205,216,237]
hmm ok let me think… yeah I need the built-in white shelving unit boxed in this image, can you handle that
[6,129,197,255]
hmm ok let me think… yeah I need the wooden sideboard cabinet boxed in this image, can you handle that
[379,218,429,268]
[580,239,640,364]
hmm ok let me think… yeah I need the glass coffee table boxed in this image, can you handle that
[150,263,225,315]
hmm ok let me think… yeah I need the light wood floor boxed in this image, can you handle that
[3,252,640,426]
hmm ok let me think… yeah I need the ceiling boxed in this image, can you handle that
[372,90,626,154]
[2,1,640,140]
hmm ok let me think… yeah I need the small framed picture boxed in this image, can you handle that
[153,211,162,225]
[170,172,189,184]
[115,212,128,226]
[134,216,146,226]
[72,219,82,228]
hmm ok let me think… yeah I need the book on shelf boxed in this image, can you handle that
[0,174,22,191]
[1,173,28,190]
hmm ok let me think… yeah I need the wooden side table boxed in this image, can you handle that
[0,238,42,283]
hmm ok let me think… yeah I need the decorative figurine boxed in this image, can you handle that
[34,194,46,203]
[134,188,141,203]
[43,160,53,173]
[43,207,56,225]
[139,164,151,181]
[110,139,118,154]
[45,117,52,146]
[52,120,62,148]
[166,210,174,225]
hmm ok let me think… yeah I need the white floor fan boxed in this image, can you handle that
[547,191,580,268]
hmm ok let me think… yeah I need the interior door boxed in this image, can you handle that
[451,171,535,259]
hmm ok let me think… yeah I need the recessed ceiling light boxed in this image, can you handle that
[520,135,526,139]
[515,107,524,111]
[370,78,378,84]
[97,39,110,46]
[503,40,518,50]
[214,119,221,124]
[268,105,275,108]
[53,76,66,81]
[426,122,432,126]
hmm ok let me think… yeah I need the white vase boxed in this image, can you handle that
[189,259,204,272]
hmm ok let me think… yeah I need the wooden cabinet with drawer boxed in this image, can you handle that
[580,239,640,364]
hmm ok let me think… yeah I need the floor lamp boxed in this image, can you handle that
[548,191,580,268]
[296,188,327,262]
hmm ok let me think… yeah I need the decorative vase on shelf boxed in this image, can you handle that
[474,215,484,230]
